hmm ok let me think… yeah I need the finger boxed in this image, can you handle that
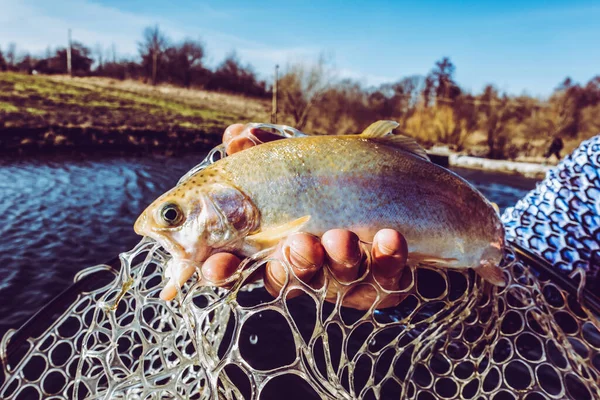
[322,229,362,283]
[264,233,324,298]
[160,261,197,301]
[339,230,410,309]
[159,253,243,301]
[226,135,259,155]
[202,252,242,284]
[222,123,246,145]
[371,229,408,290]
[226,127,285,155]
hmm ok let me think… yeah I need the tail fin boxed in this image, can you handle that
[476,263,506,287]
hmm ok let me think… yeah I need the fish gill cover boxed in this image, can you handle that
[1,127,599,400]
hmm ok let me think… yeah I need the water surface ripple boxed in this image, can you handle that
[0,155,538,336]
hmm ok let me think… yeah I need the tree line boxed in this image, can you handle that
[1,26,599,159]
[278,57,600,159]
[0,25,268,98]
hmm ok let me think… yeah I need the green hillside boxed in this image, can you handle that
[0,72,269,154]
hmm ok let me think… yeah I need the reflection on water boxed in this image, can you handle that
[0,155,539,336]
[449,167,539,210]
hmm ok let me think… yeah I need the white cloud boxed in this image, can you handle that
[337,68,394,88]
[0,0,157,57]
[0,0,326,80]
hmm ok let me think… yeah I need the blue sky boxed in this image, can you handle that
[0,0,598,97]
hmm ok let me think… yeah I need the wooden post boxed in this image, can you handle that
[67,29,72,76]
[271,64,279,124]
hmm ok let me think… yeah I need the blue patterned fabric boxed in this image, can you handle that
[502,135,600,286]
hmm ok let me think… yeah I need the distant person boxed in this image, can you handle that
[545,136,563,160]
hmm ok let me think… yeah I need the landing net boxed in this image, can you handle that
[2,144,600,400]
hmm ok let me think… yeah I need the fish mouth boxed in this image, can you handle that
[134,212,149,236]
[134,213,188,260]
[150,232,187,261]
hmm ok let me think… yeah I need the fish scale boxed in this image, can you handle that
[135,121,506,285]
[232,139,500,273]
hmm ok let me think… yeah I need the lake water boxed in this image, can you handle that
[0,154,539,337]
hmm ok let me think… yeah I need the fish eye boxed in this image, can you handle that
[159,203,184,226]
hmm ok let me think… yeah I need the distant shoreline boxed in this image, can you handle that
[448,154,551,179]
[0,125,221,157]
[2,128,551,179]
[0,72,554,178]
[428,147,554,179]
[0,72,266,158]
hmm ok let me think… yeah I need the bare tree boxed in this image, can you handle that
[279,55,336,130]
[206,52,267,97]
[165,39,205,87]
[6,42,16,69]
[429,57,461,104]
[138,25,169,85]
[374,75,425,126]
[308,79,366,134]
[548,77,591,139]
[422,75,435,108]
[94,43,104,71]
[396,75,425,111]
[0,48,6,71]
[479,85,517,158]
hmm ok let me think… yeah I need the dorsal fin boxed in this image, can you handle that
[360,120,430,161]
[360,120,400,137]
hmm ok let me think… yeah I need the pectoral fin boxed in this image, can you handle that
[246,215,311,250]
[408,252,458,267]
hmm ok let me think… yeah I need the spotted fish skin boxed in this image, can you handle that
[213,135,503,267]
[135,122,506,286]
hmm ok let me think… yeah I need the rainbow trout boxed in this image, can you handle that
[134,121,506,286]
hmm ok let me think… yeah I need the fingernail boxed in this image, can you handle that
[322,230,362,268]
[377,241,396,256]
[222,127,236,145]
[346,245,363,266]
[289,246,315,270]
[288,235,319,270]
[328,246,362,268]
[223,123,245,144]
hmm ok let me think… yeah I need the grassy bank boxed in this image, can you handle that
[0,72,270,155]
[0,72,580,169]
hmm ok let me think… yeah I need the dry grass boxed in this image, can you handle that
[49,75,271,122]
[0,72,270,136]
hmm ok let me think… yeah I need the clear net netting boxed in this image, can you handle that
[2,139,600,400]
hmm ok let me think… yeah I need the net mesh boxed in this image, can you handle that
[2,144,600,400]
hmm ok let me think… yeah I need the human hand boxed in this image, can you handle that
[160,228,411,310]
[222,123,285,155]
